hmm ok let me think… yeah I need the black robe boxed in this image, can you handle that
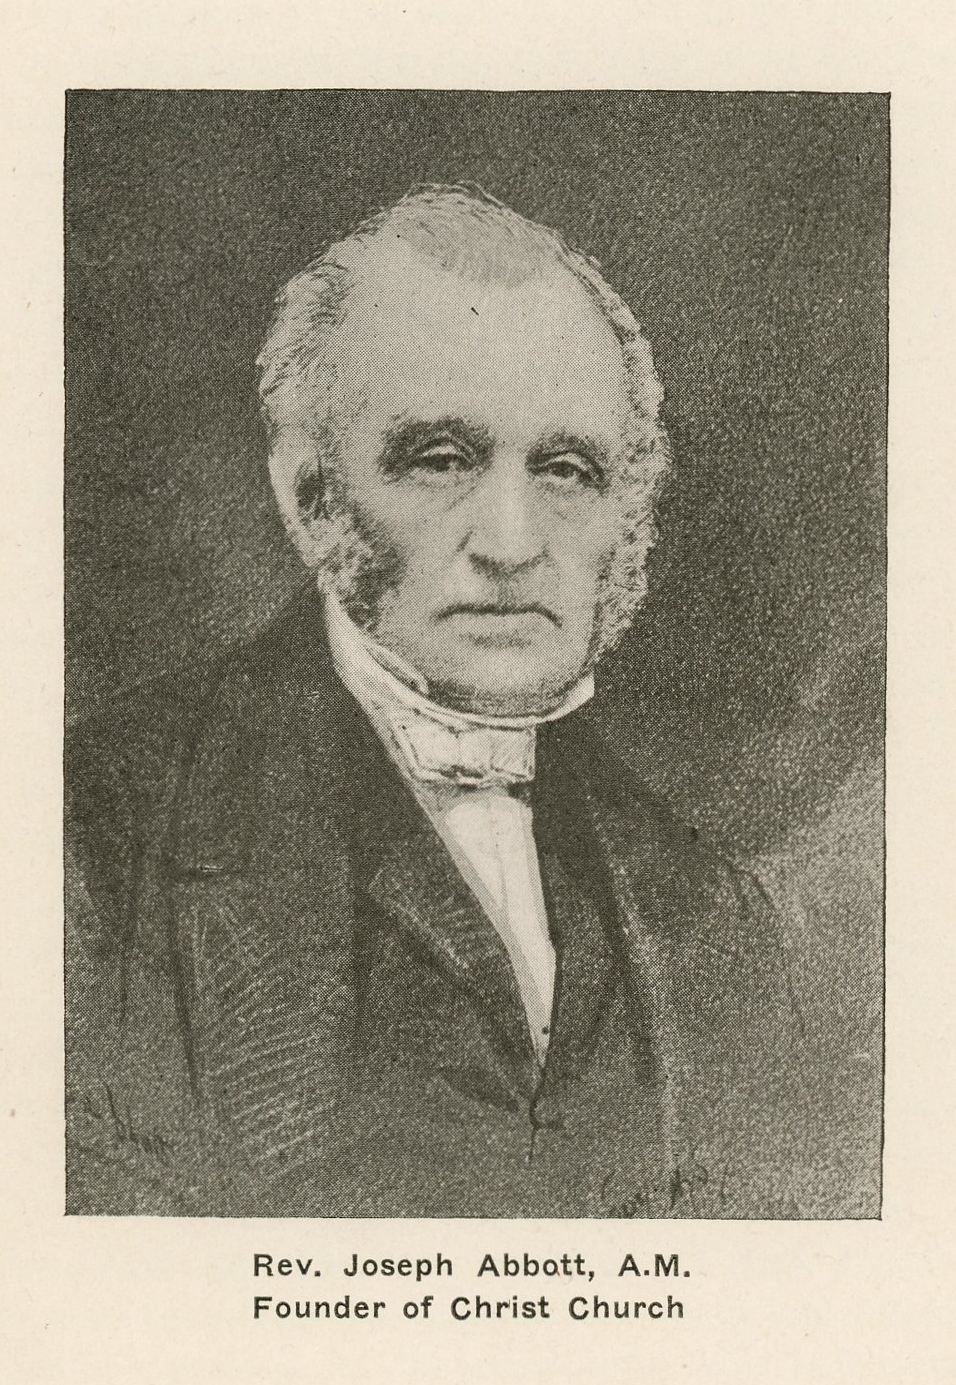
[65,587,874,1217]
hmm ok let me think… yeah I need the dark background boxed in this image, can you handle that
[64,90,887,856]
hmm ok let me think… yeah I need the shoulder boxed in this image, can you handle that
[550,712,727,873]
[65,655,218,966]
[67,664,214,816]
[65,585,329,946]
[67,647,227,847]
[554,714,776,946]
[68,586,317,773]
[67,584,327,793]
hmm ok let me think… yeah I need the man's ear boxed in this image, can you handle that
[266,432,326,568]
[293,457,324,524]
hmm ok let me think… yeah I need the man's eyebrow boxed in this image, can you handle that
[379,415,494,466]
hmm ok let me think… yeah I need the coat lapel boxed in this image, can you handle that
[162,593,367,1165]
[351,785,537,1078]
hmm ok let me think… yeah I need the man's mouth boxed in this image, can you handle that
[439,602,561,626]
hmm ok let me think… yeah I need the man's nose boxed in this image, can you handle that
[463,456,545,572]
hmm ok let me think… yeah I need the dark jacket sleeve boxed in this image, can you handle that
[64,680,223,1214]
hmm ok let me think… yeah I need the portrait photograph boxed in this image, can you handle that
[63,89,887,1219]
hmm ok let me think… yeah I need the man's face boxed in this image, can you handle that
[322,246,636,717]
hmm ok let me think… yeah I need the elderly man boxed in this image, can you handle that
[66,187,849,1217]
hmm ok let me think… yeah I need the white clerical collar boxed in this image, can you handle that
[323,591,594,787]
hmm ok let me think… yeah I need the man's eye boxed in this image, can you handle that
[536,453,601,489]
[407,444,472,477]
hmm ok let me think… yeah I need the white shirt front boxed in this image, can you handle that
[324,594,594,1063]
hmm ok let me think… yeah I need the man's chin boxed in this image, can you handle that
[364,606,593,717]
[425,655,587,720]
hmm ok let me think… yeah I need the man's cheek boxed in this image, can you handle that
[555,549,606,609]
[395,537,463,597]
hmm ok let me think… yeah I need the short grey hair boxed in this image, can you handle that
[257,184,672,653]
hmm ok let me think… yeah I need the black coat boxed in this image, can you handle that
[65,588,872,1217]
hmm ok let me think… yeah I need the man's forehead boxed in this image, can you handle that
[329,244,633,442]
[337,238,614,341]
